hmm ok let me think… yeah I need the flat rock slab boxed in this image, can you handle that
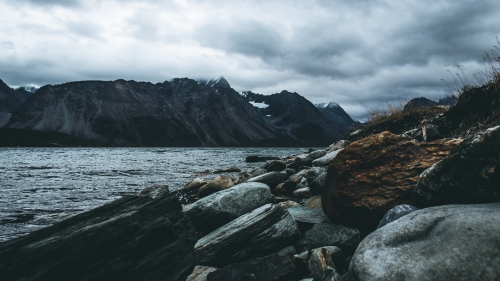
[299,223,360,252]
[185,182,273,234]
[312,149,343,166]
[346,203,500,281]
[288,205,327,226]
[195,203,300,267]
[0,193,197,281]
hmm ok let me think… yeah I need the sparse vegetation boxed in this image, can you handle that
[442,37,500,97]
[366,99,407,124]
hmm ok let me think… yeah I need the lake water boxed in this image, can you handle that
[0,147,306,242]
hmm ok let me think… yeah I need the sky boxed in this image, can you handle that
[1,0,499,120]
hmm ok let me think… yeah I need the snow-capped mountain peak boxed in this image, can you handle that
[315,102,340,109]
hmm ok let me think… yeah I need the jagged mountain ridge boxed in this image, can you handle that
[314,102,356,131]
[5,78,308,146]
[0,79,37,127]
[242,90,346,143]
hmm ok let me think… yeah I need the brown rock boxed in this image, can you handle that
[305,195,322,210]
[197,175,235,198]
[278,200,300,209]
[184,178,208,191]
[322,131,461,231]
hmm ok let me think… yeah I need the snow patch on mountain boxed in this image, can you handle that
[249,101,269,109]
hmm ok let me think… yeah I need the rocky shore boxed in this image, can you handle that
[1,91,499,280]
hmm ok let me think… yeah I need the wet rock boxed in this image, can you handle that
[285,168,295,175]
[402,126,444,142]
[346,203,500,281]
[251,168,268,177]
[185,182,273,234]
[197,175,235,198]
[312,149,343,167]
[277,246,297,257]
[287,156,307,170]
[184,178,209,192]
[322,131,461,231]
[206,253,296,281]
[187,266,218,281]
[236,171,252,183]
[308,247,341,281]
[327,140,351,153]
[377,204,419,229]
[299,223,360,252]
[213,167,241,174]
[246,156,280,162]
[246,172,288,190]
[306,150,327,162]
[287,169,308,185]
[293,186,312,197]
[263,160,287,172]
[305,195,322,210]
[309,172,327,195]
[415,125,500,207]
[287,205,327,231]
[246,156,266,162]
[0,193,197,281]
[138,184,169,199]
[195,204,300,266]
[305,167,325,182]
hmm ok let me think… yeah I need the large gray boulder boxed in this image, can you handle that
[312,149,343,166]
[415,125,500,207]
[346,203,500,281]
[246,171,288,190]
[195,204,300,267]
[185,182,273,234]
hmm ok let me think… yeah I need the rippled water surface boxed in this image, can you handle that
[0,147,304,242]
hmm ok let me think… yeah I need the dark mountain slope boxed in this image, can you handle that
[0,79,24,127]
[6,78,300,146]
[242,90,346,145]
[315,102,356,131]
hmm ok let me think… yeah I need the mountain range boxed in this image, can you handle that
[1,77,355,146]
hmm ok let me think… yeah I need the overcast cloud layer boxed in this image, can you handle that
[1,0,499,120]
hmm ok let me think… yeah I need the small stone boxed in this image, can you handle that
[293,186,312,198]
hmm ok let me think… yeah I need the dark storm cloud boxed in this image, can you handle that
[196,19,285,60]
